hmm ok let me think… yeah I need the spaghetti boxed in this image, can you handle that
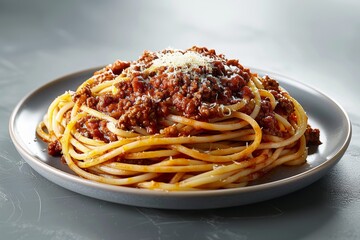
[36,46,320,190]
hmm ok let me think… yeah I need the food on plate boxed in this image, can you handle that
[37,46,320,190]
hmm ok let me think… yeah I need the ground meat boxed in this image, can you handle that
[85,118,103,140]
[118,95,159,134]
[73,85,91,105]
[111,60,130,75]
[256,98,282,137]
[76,117,117,142]
[48,140,62,156]
[263,76,294,117]
[262,76,279,91]
[161,125,179,137]
[92,66,117,85]
[305,125,322,145]
[276,96,294,116]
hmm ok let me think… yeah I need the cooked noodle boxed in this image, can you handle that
[36,46,320,191]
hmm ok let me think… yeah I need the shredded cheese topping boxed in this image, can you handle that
[152,50,213,71]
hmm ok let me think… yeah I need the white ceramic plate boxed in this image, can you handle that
[9,67,351,209]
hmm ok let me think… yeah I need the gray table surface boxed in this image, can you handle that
[1,0,360,239]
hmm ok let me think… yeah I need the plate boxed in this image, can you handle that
[9,67,352,209]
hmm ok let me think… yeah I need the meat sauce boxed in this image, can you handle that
[48,46,320,155]
[81,47,254,134]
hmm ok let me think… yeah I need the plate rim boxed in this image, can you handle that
[8,66,352,206]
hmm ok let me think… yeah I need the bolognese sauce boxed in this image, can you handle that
[49,46,320,155]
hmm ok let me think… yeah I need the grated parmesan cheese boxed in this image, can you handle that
[152,50,213,71]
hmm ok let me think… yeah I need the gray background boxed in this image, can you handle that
[1,0,360,239]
